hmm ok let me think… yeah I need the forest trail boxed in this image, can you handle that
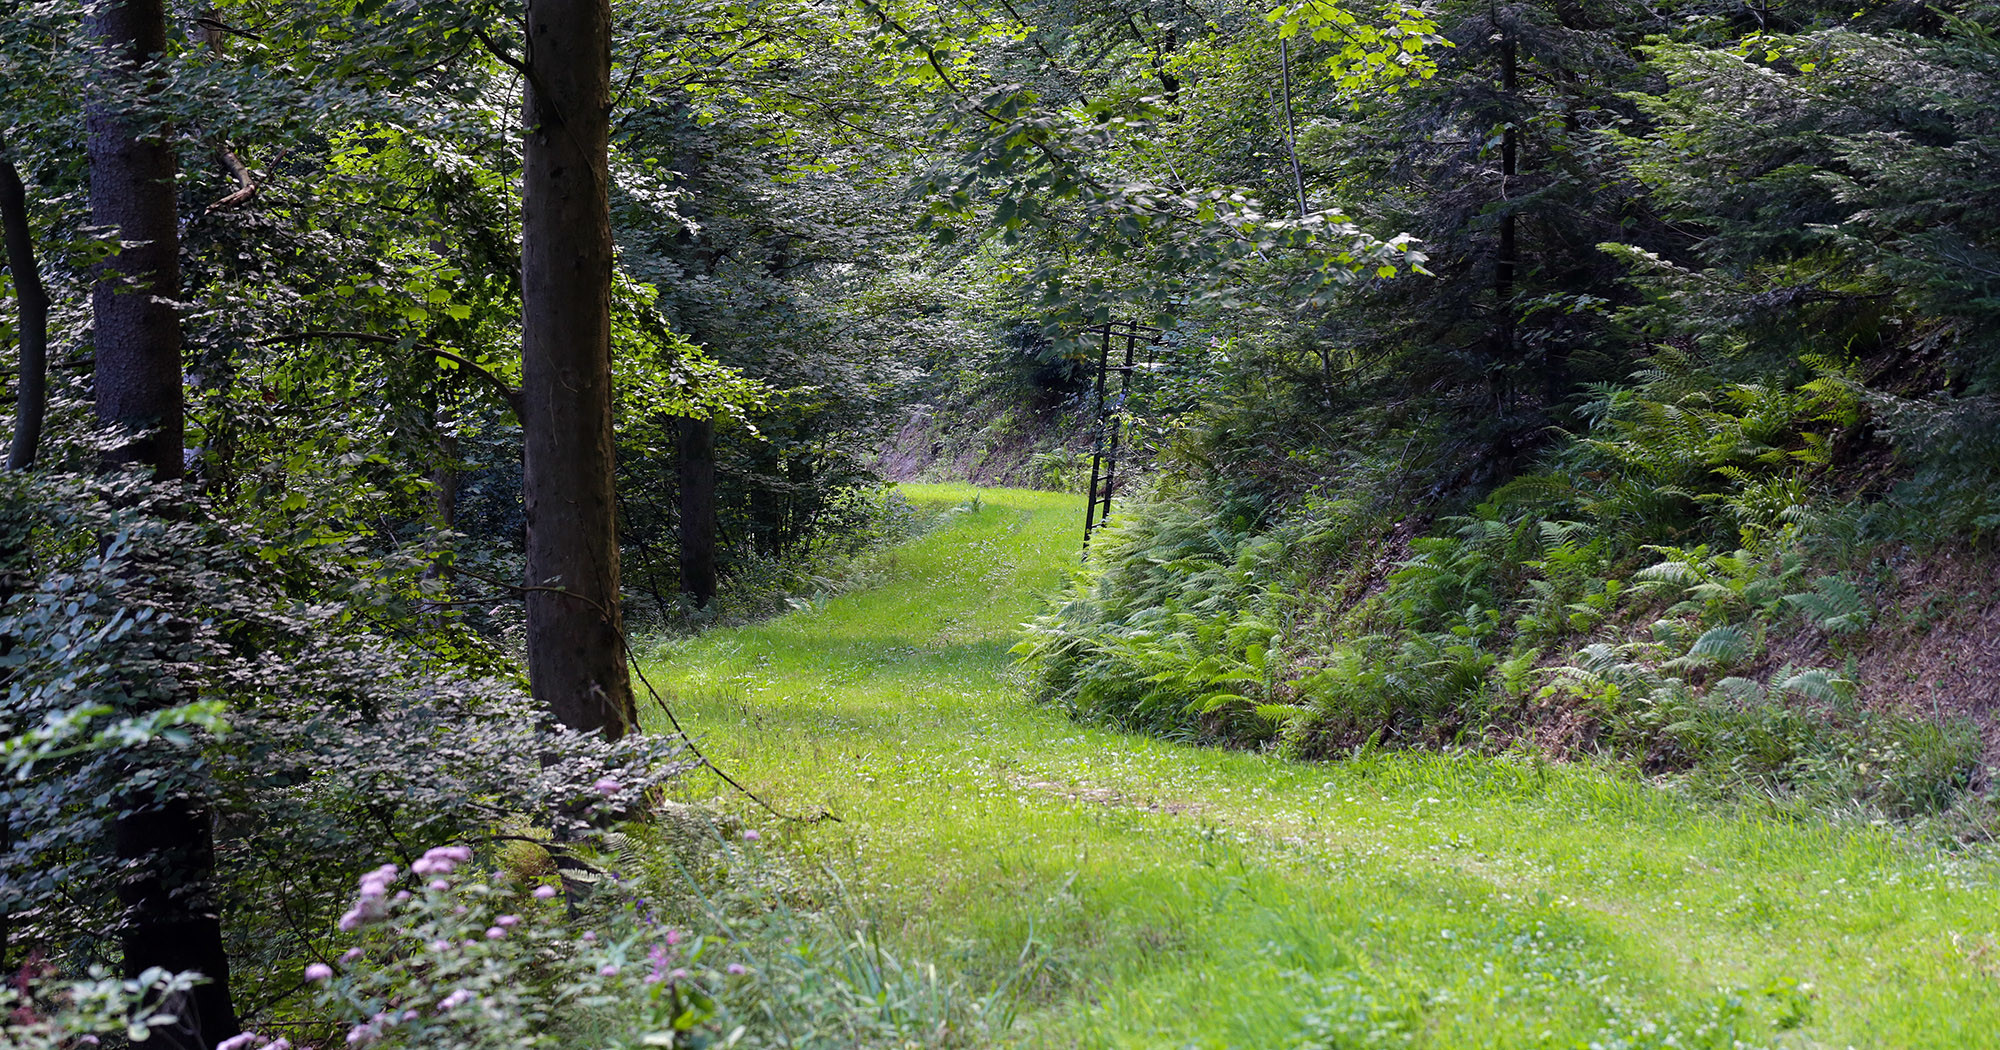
[642,485,2000,1050]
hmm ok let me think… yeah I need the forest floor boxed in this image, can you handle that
[640,484,2000,1050]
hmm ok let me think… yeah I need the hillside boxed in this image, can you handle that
[644,485,2000,1049]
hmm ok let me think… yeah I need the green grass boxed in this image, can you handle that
[641,484,2000,1049]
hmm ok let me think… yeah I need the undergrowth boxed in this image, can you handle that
[1016,360,1998,835]
[633,487,937,635]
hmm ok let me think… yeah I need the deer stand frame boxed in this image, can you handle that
[1083,319,1162,550]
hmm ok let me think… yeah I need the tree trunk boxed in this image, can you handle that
[1495,27,1518,397]
[520,0,634,738]
[0,134,48,471]
[92,1,184,477]
[0,134,39,974]
[676,414,717,607]
[90,4,240,1048]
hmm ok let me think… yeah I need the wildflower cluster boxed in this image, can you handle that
[304,848,740,1050]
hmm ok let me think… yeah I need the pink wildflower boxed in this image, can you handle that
[742,829,760,842]
[356,864,398,899]
[593,777,621,795]
[532,885,558,900]
[304,963,334,982]
[485,927,506,940]
[412,845,473,876]
[340,948,363,963]
[647,944,672,984]
[218,1034,262,1050]
[726,963,748,975]
[599,964,619,976]
[496,914,519,927]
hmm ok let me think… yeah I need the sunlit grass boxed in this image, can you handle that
[642,484,2000,1049]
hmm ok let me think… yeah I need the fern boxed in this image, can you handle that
[1781,575,1871,635]
[1666,624,1751,672]
[1773,666,1859,705]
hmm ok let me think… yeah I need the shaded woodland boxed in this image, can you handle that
[2,0,1998,1046]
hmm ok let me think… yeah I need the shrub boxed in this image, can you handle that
[0,471,689,1026]
[291,830,1018,1050]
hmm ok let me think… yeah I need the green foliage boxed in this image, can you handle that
[301,831,1013,1050]
[1014,487,1294,739]
[0,968,208,1050]
[1024,349,1985,824]
[0,472,689,1015]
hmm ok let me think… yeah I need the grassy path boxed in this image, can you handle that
[642,484,1999,1049]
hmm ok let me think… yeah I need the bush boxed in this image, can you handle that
[287,829,1018,1050]
[0,471,689,1027]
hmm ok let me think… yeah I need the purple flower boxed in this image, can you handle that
[485,926,506,940]
[581,931,597,942]
[430,879,450,891]
[646,943,673,984]
[533,885,558,900]
[437,988,475,1013]
[593,777,621,795]
[742,829,761,842]
[340,948,363,963]
[664,929,682,947]
[599,963,619,976]
[726,963,748,976]
[345,1024,377,1046]
[412,845,474,876]
[356,864,399,899]
[263,1039,293,1050]
[340,899,388,930]
[218,1034,262,1050]
[304,963,334,982]
[496,914,519,927]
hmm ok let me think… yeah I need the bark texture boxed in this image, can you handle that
[1,135,48,471]
[520,0,634,737]
[91,0,183,477]
[90,5,240,1047]
[676,414,717,607]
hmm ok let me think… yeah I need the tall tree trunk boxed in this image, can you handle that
[0,144,43,974]
[90,4,240,1048]
[520,0,634,738]
[93,2,183,476]
[1495,26,1518,392]
[0,134,48,471]
[676,414,717,607]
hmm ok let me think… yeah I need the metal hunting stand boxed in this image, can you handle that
[1083,319,1163,549]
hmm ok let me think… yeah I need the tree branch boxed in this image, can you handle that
[204,146,258,214]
